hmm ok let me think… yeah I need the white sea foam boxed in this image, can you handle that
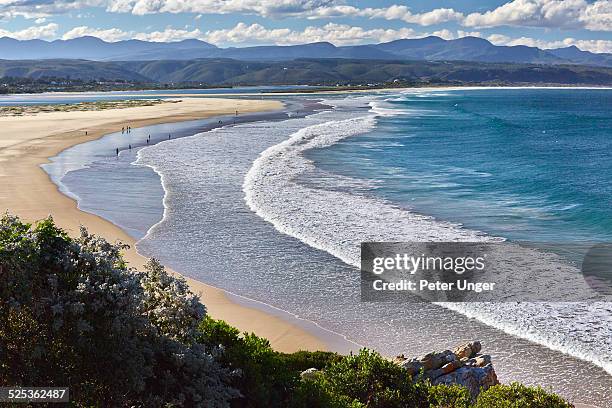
[244,113,488,267]
[243,97,612,375]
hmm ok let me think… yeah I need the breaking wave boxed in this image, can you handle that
[243,99,612,376]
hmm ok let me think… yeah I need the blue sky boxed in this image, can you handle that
[0,0,611,52]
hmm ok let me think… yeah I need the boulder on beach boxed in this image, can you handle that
[394,341,498,399]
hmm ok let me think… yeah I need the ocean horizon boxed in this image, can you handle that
[44,88,612,406]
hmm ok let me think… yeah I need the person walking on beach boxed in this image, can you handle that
[129,144,132,150]
[116,148,119,156]
[122,127,124,134]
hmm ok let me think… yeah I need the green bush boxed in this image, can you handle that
[0,215,237,407]
[198,316,343,407]
[298,349,429,408]
[293,378,365,408]
[428,383,471,408]
[474,383,574,408]
[279,350,345,372]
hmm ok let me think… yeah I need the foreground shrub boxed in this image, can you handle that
[298,349,430,408]
[474,382,574,408]
[0,215,237,407]
[198,316,342,407]
[428,383,471,408]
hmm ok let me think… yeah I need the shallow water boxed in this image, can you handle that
[0,85,314,105]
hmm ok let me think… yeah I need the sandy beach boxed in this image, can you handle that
[0,97,327,352]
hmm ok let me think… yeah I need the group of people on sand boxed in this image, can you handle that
[114,126,173,156]
[115,124,134,156]
[112,110,242,156]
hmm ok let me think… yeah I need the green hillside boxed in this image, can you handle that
[2,58,612,89]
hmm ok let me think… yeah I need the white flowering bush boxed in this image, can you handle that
[0,214,238,407]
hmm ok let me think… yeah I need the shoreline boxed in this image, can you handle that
[0,97,331,353]
[2,85,612,100]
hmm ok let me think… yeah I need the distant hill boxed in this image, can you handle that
[547,46,612,68]
[0,36,218,61]
[2,58,612,86]
[1,36,611,67]
[377,36,567,65]
[0,59,149,81]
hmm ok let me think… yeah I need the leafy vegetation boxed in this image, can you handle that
[473,383,575,408]
[198,316,342,407]
[295,349,430,408]
[0,215,577,407]
[0,214,237,407]
[428,384,472,408]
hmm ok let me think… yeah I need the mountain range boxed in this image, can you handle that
[2,58,612,87]
[1,36,611,68]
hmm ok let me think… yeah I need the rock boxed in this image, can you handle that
[427,359,465,380]
[394,341,498,399]
[441,359,465,374]
[392,354,406,365]
[433,364,498,399]
[465,354,491,368]
[398,358,423,376]
[419,349,457,370]
[453,341,481,360]
[300,368,319,380]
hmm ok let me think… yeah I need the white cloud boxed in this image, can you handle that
[487,33,612,53]
[62,25,131,41]
[428,29,482,40]
[365,6,464,26]
[429,29,455,40]
[106,0,337,17]
[305,5,464,26]
[464,0,611,31]
[105,1,464,26]
[1,0,610,36]
[200,22,417,46]
[59,21,417,46]
[201,23,292,45]
[570,39,612,53]
[580,0,612,31]
[135,28,206,42]
[0,23,58,40]
[0,0,104,19]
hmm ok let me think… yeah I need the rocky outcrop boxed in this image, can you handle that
[393,341,498,399]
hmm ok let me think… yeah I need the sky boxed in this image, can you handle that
[0,0,611,53]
